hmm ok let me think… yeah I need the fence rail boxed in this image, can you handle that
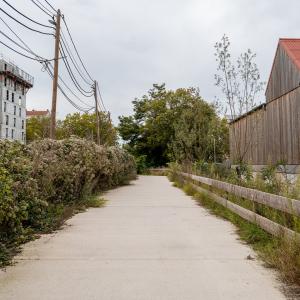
[180,172,300,240]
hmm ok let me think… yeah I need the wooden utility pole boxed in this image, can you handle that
[50,9,61,139]
[94,80,101,145]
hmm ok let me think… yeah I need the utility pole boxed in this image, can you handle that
[94,80,101,145]
[50,9,61,139]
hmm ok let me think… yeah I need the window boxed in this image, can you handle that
[4,102,6,112]
[22,86,25,96]
[13,118,16,127]
[5,115,9,126]
[19,108,22,117]
[4,63,7,71]
[11,129,14,139]
[14,82,16,91]
[19,96,22,106]
[22,120,24,129]
[12,93,14,102]
[6,90,9,100]
[4,77,7,87]
[22,132,24,141]
[5,128,8,138]
[14,106,16,115]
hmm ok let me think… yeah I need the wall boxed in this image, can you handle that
[266,44,300,102]
[0,75,27,143]
[230,87,300,165]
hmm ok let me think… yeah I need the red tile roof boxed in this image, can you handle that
[279,38,300,70]
[26,109,50,117]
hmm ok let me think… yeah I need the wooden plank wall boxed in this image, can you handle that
[266,44,300,102]
[230,87,300,165]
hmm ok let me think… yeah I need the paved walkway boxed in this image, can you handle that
[0,176,285,299]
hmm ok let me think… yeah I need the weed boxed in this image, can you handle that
[81,196,107,208]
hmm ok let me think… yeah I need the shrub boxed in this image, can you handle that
[0,138,136,265]
[135,155,149,174]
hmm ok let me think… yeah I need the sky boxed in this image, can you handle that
[2,0,300,123]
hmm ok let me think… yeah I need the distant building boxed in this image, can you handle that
[0,57,34,143]
[229,39,300,173]
[26,109,50,119]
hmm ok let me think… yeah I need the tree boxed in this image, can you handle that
[214,35,265,162]
[170,102,229,164]
[26,112,117,146]
[26,116,50,142]
[118,84,229,167]
[57,112,117,146]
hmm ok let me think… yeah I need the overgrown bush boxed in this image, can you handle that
[0,138,136,266]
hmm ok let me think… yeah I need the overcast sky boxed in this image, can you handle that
[2,0,300,123]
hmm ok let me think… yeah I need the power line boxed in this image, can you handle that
[43,0,57,13]
[35,0,55,15]
[46,64,92,112]
[29,0,54,18]
[2,0,54,29]
[0,39,45,61]
[0,7,54,35]
[0,29,41,56]
[0,2,101,117]
[45,65,87,110]
[59,46,94,97]
[96,82,107,111]
[62,16,94,81]
[60,32,93,85]
[59,43,94,96]
[47,63,94,109]
[0,16,36,54]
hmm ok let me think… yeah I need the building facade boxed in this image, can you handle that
[0,57,33,143]
[229,39,300,173]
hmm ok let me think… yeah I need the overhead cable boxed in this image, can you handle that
[0,7,54,35]
[2,0,54,29]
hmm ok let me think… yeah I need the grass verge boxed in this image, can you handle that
[171,176,300,287]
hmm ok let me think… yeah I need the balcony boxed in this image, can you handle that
[0,57,34,88]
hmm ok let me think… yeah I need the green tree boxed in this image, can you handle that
[26,116,50,143]
[26,112,117,146]
[57,112,117,146]
[170,99,228,163]
[118,84,229,167]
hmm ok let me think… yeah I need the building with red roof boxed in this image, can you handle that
[26,109,50,119]
[230,39,300,172]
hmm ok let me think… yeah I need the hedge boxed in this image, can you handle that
[0,138,136,264]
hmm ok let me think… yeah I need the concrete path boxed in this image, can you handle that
[0,176,285,300]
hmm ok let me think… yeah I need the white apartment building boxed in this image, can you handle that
[0,57,34,143]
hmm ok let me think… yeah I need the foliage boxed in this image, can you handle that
[26,116,50,142]
[134,155,149,174]
[0,139,136,266]
[214,34,265,117]
[214,35,265,162]
[57,112,117,146]
[26,112,117,146]
[118,84,229,167]
[260,164,282,194]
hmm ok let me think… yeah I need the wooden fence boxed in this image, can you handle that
[180,172,300,240]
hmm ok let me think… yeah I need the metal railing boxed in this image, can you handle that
[0,56,34,86]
